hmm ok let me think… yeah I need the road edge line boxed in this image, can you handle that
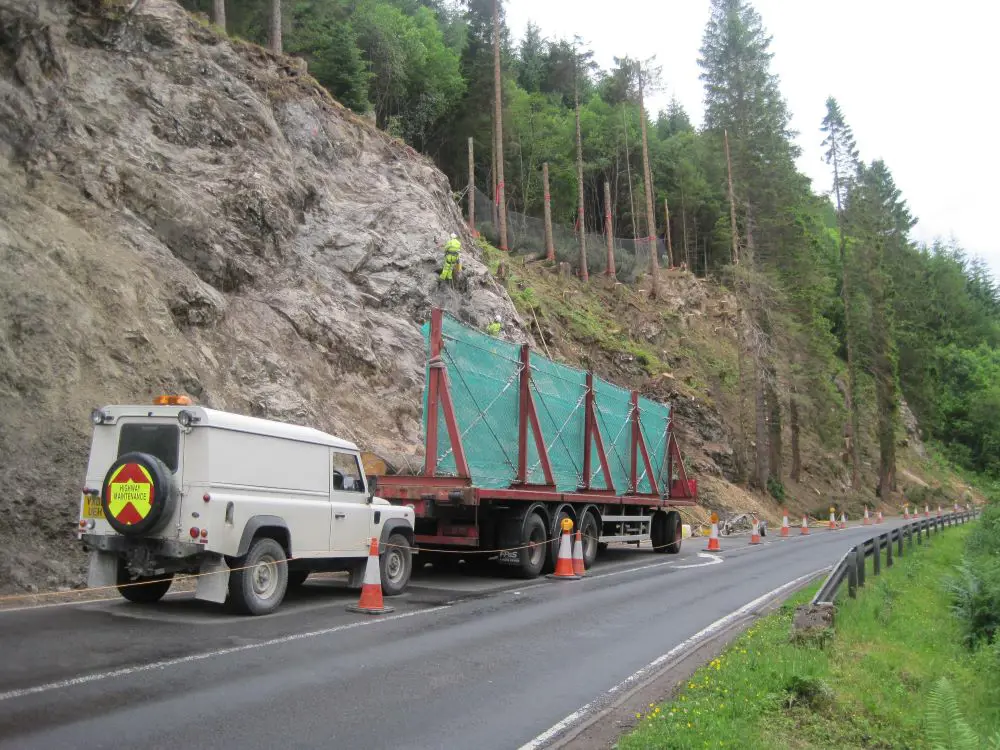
[517,566,831,750]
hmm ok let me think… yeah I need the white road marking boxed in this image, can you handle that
[0,606,450,703]
[517,566,831,750]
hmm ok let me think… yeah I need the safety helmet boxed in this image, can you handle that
[450,233,457,239]
[494,314,501,323]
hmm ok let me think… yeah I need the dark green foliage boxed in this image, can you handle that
[171,0,1000,484]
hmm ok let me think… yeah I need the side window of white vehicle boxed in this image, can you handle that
[332,452,365,493]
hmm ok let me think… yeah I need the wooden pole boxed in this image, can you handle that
[604,180,616,277]
[492,0,508,251]
[638,74,658,296]
[574,67,588,281]
[664,197,674,269]
[467,137,475,232]
[681,190,690,272]
[491,125,499,230]
[543,162,555,262]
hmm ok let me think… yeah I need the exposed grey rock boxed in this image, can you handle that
[0,0,521,592]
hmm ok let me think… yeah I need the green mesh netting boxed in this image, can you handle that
[422,314,671,494]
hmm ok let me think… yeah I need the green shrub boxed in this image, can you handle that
[948,557,1000,648]
[767,476,785,502]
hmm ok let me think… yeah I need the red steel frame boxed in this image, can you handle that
[380,308,696,544]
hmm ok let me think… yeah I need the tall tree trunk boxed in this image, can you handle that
[467,137,475,231]
[269,0,282,54]
[767,372,781,482]
[543,162,555,262]
[492,0,508,251]
[664,198,674,268]
[212,0,226,31]
[746,208,768,491]
[681,190,690,271]
[831,146,861,489]
[724,129,749,481]
[574,74,588,281]
[789,390,801,482]
[491,126,499,230]
[638,77,657,296]
[604,180,616,277]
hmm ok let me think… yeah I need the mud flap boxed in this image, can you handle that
[195,555,230,604]
[346,559,366,590]
[87,550,118,589]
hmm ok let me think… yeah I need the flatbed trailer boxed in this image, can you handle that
[377,308,697,578]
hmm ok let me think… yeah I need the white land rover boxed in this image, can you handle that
[78,396,415,615]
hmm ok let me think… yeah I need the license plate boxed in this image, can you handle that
[82,496,105,519]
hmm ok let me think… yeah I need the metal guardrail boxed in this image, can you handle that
[812,509,980,605]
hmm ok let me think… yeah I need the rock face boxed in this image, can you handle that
[0,0,518,591]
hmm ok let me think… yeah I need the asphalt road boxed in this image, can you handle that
[0,521,912,750]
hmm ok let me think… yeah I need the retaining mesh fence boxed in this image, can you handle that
[422,313,673,493]
[473,189,667,283]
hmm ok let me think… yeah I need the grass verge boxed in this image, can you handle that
[618,526,1000,749]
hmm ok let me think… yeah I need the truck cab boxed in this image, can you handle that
[79,396,415,615]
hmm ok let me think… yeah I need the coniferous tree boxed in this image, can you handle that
[822,96,862,488]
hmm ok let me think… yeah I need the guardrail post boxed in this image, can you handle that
[885,532,893,567]
[906,524,913,550]
[897,527,904,557]
[848,549,858,598]
[873,536,881,576]
[856,545,865,589]
[917,522,923,545]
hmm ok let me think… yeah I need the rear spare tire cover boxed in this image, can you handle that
[102,452,173,536]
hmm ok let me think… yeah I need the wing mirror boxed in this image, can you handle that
[366,474,377,504]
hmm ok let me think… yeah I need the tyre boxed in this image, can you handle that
[664,511,682,554]
[760,521,767,538]
[117,560,173,603]
[578,511,600,569]
[651,511,669,553]
[101,452,175,536]
[287,569,310,589]
[517,513,547,579]
[380,533,412,596]
[228,537,289,616]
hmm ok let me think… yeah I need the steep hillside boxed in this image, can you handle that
[0,0,517,591]
[0,0,977,595]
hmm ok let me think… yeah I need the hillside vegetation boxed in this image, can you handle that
[1,0,996,592]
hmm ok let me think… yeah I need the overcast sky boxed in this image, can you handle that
[505,0,1000,281]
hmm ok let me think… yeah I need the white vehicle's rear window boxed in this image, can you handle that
[118,424,180,471]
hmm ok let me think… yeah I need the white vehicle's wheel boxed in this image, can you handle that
[380,533,412,597]
[228,537,288,616]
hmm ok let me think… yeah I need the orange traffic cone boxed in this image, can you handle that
[925,504,930,518]
[839,512,846,530]
[780,509,790,537]
[572,530,586,577]
[347,538,394,615]
[548,520,581,580]
[801,515,810,536]
[750,516,761,545]
[903,505,909,520]
[829,507,837,531]
[877,510,884,524]
[863,506,871,525]
[937,505,942,518]
[706,512,721,551]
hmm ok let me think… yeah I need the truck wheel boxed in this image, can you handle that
[651,512,669,553]
[288,570,310,589]
[664,511,682,554]
[579,511,600,569]
[117,560,173,604]
[380,533,412,596]
[228,537,288,616]
[518,514,547,579]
